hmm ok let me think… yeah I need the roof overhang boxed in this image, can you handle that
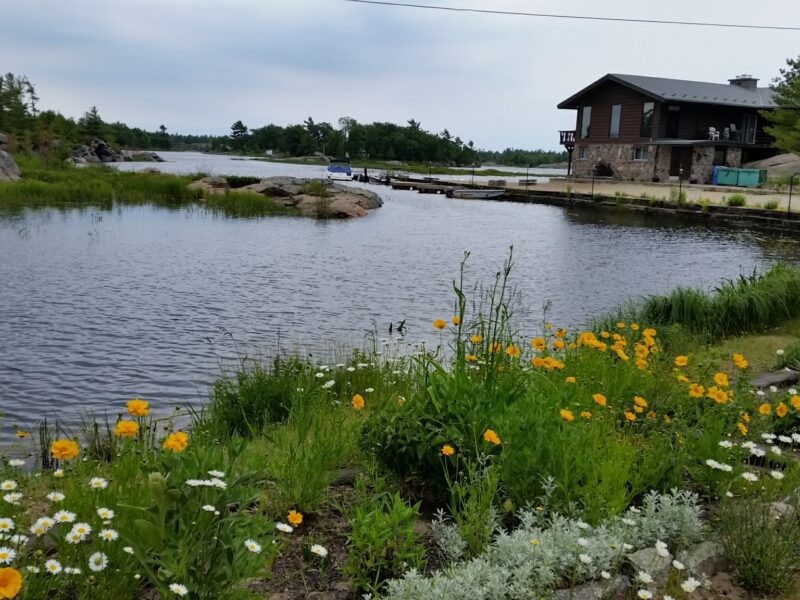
[557,74,662,109]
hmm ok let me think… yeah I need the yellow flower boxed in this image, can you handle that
[646,411,656,420]
[568,343,577,350]
[351,394,365,410]
[114,420,139,438]
[674,355,688,367]
[635,358,648,370]
[624,411,636,422]
[663,414,672,424]
[465,354,478,362]
[630,323,640,331]
[51,439,79,461]
[488,342,501,353]
[162,431,188,453]
[483,429,501,445]
[560,409,575,422]
[740,412,751,423]
[13,431,28,439]
[688,384,705,398]
[758,403,772,416]
[531,356,545,368]
[792,396,800,410]
[643,328,657,337]
[616,322,626,329]
[441,444,455,457]
[592,393,607,407]
[555,328,567,339]
[676,374,689,383]
[530,337,546,351]
[287,510,303,526]
[565,376,576,383]
[433,319,446,330]
[451,316,461,326]
[713,372,730,387]
[633,396,648,408]
[737,422,748,436]
[126,398,149,417]
[542,356,564,370]
[0,567,22,599]
[470,335,483,344]
[505,345,521,358]
[580,411,592,420]
[633,405,644,413]
[614,348,630,362]
[706,386,728,404]
[552,339,565,351]
[600,331,610,339]
[732,353,748,369]
[776,402,789,418]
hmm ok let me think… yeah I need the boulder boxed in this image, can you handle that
[141,167,161,174]
[625,547,673,586]
[0,150,21,181]
[241,177,306,197]
[71,138,121,163]
[0,133,8,148]
[188,176,229,195]
[676,540,727,579]
[743,153,800,179]
[123,151,164,163]
[552,576,628,600]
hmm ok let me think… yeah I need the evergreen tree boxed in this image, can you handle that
[230,120,249,151]
[763,56,800,154]
[78,106,105,141]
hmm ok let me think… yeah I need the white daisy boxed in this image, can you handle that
[3,494,21,505]
[771,470,785,480]
[244,539,261,553]
[64,566,81,575]
[100,528,119,541]
[97,508,114,519]
[45,559,62,575]
[88,551,108,572]
[89,477,108,489]
[672,559,685,570]
[0,519,14,533]
[742,472,759,482]
[637,591,653,600]
[310,544,329,558]
[578,554,592,564]
[0,481,16,492]
[46,492,65,502]
[53,511,75,523]
[202,505,216,512]
[122,546,135,555]
[0,547,16,564]
[637,571,653,584]
[25,566,40,573]
[275,522,294,533]
[207,470,225,478]
[681,577,701,592]
[169,583,189,596]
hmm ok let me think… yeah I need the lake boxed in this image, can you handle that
[2,151,799,434]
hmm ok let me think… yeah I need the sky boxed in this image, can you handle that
[4,0,800,151]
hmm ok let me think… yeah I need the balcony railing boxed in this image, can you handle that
[559,130,576,147]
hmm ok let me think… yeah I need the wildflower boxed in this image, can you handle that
[470,335,483,344]
[732,353,748,369]
[578,554,592,564]
[51,438,79,461]
[580,411,592,420]
[25,566,39,574]
[553,339,565,350]
[46,492,65,502]
[433,319,446,330]
[169,583,189,596]
[45,559,62,575]
[127,398,149,417]
[676,374,689,383]
[351,394,365,410]
[483,429,501,445]
[6,461,23,469]
[89,477,108,490]
[576,537,589,547]
[465,354,478,362]
[741,472,759,482]
[365,387,374,393]
[674,356,688,367]
[713,372,730,387]
[637,571,654,584]
[600,571,611,579]
[122,546,134,555]
[530,337,546,351]
[756,390,765,396]
[681,577,701,593]
[0,520,11,534]
[96,507,114,520]
[560,409,575,422]
[637,592,653,600]
[792,396,800,410]
[592,393,607,407]
[655,540,669,557]
[64,567,81,575]
[624,411,636,422]
[100,529,119,541]
[0,567,22,598]
[310,544,329,558]
[451,316,460,326]
[779,435,793,444]
[0,482,14,494]
[770,470,785,480]
[70,523,91,539]
[758,403,772,415]
[565,376,576,383]
[672,559,685,570]
[0,548,15,565]
[776,402,789,417]
[707,387,729,404]
[88,552,108,572]
[162,431,188,453]
[114,420,139,438]
[2,495,20,507]
[440,445,455,457]
[635,358,648,370]
[53,469,64,478]
[633,396,648,408]
[505,345,520,358]
[287,510,303,526]
[771,445,782,455]
[244,539,262,553]
[275,523,293,534]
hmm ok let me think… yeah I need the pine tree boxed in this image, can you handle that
[763,56,800,154]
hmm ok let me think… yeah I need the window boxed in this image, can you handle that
[632,147,649,161]
[713,146,727,166]
[580,107,592,139]
[578,146,588,160]
[609,104,622,139]
[641,102,654,137]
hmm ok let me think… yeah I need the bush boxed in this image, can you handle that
[726,193,747,207]
[669,186,687,203]
[765,200,780,210]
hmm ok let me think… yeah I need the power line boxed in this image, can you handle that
[339,0,800,31]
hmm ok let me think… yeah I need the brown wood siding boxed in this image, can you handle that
[573,82,660,143]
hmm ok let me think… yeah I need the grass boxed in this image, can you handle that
[726,193,747,207]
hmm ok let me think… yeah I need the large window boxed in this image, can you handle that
[580,106,592,139]
[641,102,654,138]
[609,104,622,139]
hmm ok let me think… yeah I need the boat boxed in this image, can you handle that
[325,158,352,181]
[447,188,506,200]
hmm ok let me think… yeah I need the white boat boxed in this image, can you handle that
[447,188,506,200]
[326,159,352,181]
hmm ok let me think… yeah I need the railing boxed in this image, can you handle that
[559,130,576,147]
[696,128,773,146]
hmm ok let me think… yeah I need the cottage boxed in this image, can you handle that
[557,73,778,183]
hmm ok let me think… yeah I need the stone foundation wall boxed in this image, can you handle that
[573,143,657,181]
[726,147,742,167]
[692,146,715,184]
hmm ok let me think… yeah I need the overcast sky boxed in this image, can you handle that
[4,0,799,151]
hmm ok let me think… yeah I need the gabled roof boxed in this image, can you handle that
[557,73,776,110]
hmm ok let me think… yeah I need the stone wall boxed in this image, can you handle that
[573,143,657,180]
[726,147,742,167]
[692,146,715,184]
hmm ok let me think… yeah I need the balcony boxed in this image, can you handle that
[559,130,576,149]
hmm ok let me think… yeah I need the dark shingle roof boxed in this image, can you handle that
[558,73,776,109]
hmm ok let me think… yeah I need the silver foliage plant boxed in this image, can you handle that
[386,489,704,600]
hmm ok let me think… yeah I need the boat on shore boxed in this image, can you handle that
[326,158,352,181]
[447,188,506,200]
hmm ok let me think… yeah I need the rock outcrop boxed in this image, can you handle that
[122,150,165,163]
[0,150,21,181]
[188,177,229,195]
[71,139,121,164]
[743,153,800,179]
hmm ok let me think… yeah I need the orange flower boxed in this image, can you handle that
[580,411,592,420]
[114,420,139,438]
[592,393,607,407]
[776,402,789,418]
[713,372,729,387]
[433,319,446,330]
[560,409,575,422]
[624,411,636,422]
[0,567,22,599]
[162,431,188,453]
[287,510,303,526]
[674,356,688,367]
[126,398,149,417]
[505,345,521,358]
[555,328,567,339]
[542,356,564,370]
[451,316,461,326]
[531,356,545,368]
[758,403,772,416]
[643,328,657,337]
[530,337,546,351]
[688,383,705,398]
[441,444,455,457]
[465,354,478,362]
[565,376,577,383]
[483,429,501,445]
[792,396,800,410]
[630,323,640,331]
[470,335,483,344]
[737,422,748,436]
[552,339,565,351]
[633,396,648,408]
[732,353,748,369]
[50,439,79,461]
[635,358,648,370]
[740,412,751,423]
[351,394,365,410]
[707,386,728,404]
[645,411,656,420]
[600,331,610,339]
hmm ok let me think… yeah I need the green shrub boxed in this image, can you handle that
[445,456,500,558]
[224,175,262,188]
[346,492,424,594]
[726,193,747,207]
[669,186,687,203]
[765,200,780,210]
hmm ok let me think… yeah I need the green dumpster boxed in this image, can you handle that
[715,167,739,186]
[736,169,767,188]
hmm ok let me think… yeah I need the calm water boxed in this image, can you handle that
[2,152,799,432]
